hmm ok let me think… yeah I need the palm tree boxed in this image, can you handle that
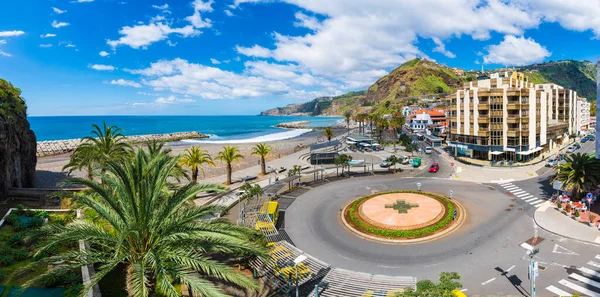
[334,154,352,175]
[552,153,600,200]
[63,122,132,179]
[145,139,172,157]
[216,145,245,185]
[251,143,272,175]
[323,127,335,142]
[179,146,215,182]
[23,149,266,297]
[343,111,353,134]
[389,116,404,152]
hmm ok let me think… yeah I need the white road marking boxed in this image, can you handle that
[521,195,534,200]
[531,200,545,206]
[595,254,600,260]
[503,185,519,190]
[499,182,513,186]
[506,265,515,272]
[587,261,600,268]
[378,265,401,269]
[525,197,539,202]
[570,273,600,289]
[529,199,543,205]
[579,266,600,278]
[459,289,468,292]
[481,278,496,285]
[511,190,526,195]
[552,244,579,255]
[546,285,571,296]
[534,203,543,208]
[559,279,600,297]
[517,192,531,197]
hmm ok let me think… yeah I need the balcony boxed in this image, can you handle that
[492,98,503,104]
[478,117,489,124]
[507,116,520,124]
[450,128,458,134]
[491,124,503,130]
[507,130,519,137]
[507,103,520,109]
[448,106,457,111]
[478,130,489,137]
[478,103,489,110]
[449,116,457,122]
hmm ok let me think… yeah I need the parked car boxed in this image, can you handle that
[581,137,588,143]
[566,146,575,153]
[589,135,595,141]
[574,143,581,149]
[545,158,558,167]
[379,160,392,168]
[429,163,440,173]
[425,147,433,154]
[400,156,410,164]
[557,153,566,161]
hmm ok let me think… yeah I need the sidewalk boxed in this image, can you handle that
[534,202,600,245]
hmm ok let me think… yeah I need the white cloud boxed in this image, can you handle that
[0,30,25,37]
[60,41,76,48]
[99,51,110,57]
[128,58,291,99]
[40,44,53,48]
[224,10,234,17]
[90,64,116,71]
[152,4,169,10]
[40,33,57,38]
[210,58,221,64]
[52,7,67,14]
[293,12,321,31]
[107,22,199,49]
[186,0,214,29]
[431,37,456,59]
[155,95,195,104]
[52,21,70,28]
[0,50,12,57]
[235,45,271,58]
[137,91,160,96]
[166,40,177,47]
[110,79,142,88]
[0,40,5,45]
[483,35,551,66]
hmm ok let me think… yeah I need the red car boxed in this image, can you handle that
[429,163,439,173]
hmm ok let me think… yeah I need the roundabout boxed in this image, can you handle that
[342,190,465,243]
[282,175,562,295]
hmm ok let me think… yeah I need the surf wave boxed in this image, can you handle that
[180,128,313,144]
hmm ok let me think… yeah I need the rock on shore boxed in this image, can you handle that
[0,79,37,199]
[275,121,310,129]
[37,131,209,157]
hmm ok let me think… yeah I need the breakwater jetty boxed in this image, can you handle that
[36,131,208,157]
[275,121,310,129]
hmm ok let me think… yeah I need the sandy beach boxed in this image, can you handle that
[35,128,347,187]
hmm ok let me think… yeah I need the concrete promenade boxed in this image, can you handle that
[535,201,600,245]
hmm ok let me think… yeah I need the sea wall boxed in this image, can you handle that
[275,121,310,129]
[37,131,208,157]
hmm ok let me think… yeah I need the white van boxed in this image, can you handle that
[425,147,432,154]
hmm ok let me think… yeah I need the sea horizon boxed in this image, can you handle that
[28,115,344,142]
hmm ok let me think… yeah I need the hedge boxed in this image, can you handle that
[347,190,456,238]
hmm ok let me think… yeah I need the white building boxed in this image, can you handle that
[576,100,591,133]
[410,113,432,131]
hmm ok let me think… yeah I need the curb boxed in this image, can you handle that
[533,202,600,247]
[340,193,467,245]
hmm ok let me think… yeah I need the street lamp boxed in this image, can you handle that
[293,255,307,297]
[417,182,422,191]
[525,247,540,297]
[449,190,453,200]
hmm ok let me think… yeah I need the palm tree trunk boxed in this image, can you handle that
[261,157,266,175]
[192,167,198,182]
[87,164,93,180]
[226,163,232,185]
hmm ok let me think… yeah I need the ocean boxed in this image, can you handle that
[28,115,344,142]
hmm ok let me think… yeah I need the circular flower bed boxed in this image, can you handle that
[344,190,457,239]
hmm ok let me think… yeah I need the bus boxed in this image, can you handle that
[255,201,279,231]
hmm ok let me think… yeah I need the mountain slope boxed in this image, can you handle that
[516,60,597,100]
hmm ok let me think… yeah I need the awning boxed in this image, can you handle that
[416,133,423,137]
[517,147,543,155]
[491,151,504,155]
[360,143,371,147]
[372,143,381,146]
[346,140,356,144]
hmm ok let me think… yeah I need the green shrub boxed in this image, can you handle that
[12,221,26,232]
[9,232,24,245]
[0,268,6,281]
[4,213,18,225]
[347,190,456,238]
[575,210,580,217]
[0,253,14,267]
[34,210,49,218]
[63,284,82,297]
[13,247,29,261]
[29,217,43,228]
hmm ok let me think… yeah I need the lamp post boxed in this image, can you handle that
[526,248,540,297]
[449,190,453,200]
[293,255,307,297]
[417,182,422,191]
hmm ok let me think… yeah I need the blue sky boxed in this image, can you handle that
[0,0,599,116]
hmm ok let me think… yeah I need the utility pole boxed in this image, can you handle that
[527,247,540,297]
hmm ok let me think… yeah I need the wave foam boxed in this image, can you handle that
[180,129,313,144]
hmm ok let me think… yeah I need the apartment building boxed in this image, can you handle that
[446,71,588,162]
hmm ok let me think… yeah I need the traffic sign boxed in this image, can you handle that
[587,193,593,199]
[450,162,454,167]
[453,210,457,216]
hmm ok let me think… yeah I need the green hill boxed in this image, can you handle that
[516,60,597,101]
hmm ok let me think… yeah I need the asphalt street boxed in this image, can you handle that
[283,154,599,296]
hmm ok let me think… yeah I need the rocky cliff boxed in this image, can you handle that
[0,79,36,199]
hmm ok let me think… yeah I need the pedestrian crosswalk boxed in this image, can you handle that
[498,182,546,207]
[546,254,600,296]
